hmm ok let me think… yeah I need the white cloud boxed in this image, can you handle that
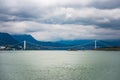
[43,7,120,24]
[0,21,120,41]
[0,0,120,41]
[0,0,94,7]
[1,0,120,24]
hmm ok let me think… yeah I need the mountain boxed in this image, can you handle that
[12,34,120,50]
[57,39,120,48]
[57,40,94,45]
[0,32,119,50]
[12,34,68,50]
[12,34,37,43]
[101,39,120,47]
[0,32,18,46]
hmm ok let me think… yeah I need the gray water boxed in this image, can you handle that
[0,51,120,80]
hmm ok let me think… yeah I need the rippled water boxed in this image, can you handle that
[0,51,120,80]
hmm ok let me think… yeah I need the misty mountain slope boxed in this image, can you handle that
[57,39,120,47]
[0,32,18,46]
[12,34,68,47]
[12,34,37,43]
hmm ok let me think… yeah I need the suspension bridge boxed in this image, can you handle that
[0,39,115,50]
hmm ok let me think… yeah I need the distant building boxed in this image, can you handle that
[0,46,6,50]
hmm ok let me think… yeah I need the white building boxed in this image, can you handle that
[0,46,6,50]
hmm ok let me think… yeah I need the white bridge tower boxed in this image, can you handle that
[95,40,97,49]
[24,40,26,50]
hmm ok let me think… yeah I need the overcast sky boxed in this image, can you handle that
[0,0,120,41]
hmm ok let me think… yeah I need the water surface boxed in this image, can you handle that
[0,51,120,80]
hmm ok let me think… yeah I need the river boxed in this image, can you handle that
[0,51,120,80]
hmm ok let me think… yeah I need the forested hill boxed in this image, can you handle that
[0,32,18,46]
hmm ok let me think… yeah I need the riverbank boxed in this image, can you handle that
[95,47,120,51]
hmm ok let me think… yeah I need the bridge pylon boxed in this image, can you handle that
[24,40,26,50]
[95,40,97,49]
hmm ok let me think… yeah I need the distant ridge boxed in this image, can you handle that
[12,34,37,43]
[0,32,18,46]
[57,39,120,47]
[0,32,120,50]
[12,34,68,47]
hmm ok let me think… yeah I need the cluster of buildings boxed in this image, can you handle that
[0,46,14,50]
